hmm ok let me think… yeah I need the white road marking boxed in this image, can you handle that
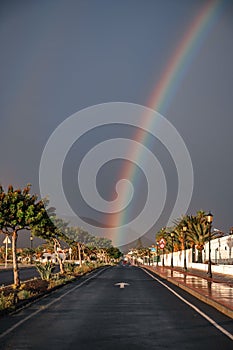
[114,282,130,289]
[0,267,110,339]
[141,267,233,341]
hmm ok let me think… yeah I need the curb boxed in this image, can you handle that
[144,266,233,319]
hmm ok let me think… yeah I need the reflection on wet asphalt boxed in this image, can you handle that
[153,267,233,310]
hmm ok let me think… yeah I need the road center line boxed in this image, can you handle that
[0,266,110,339]
[141,267,233,341]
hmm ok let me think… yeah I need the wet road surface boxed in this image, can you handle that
[146,266,233,314]
[0,265,232,349]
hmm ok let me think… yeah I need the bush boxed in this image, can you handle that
[74,264,91,275]
[0,291,14,310]
[0,261,104,313]
[64,262,76,274]
[24,279,49,293]
[73,261,103,275]
[48,274,75,289]
[35,262,54,281]
[17,289,33,300]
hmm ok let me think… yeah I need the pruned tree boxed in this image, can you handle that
[32,215,70,275]
[0,184,50,287]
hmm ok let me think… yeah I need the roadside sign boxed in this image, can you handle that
[3,236,11,268]
[159,238,166,249]
[150,247,156,252]
[3,236,11,244]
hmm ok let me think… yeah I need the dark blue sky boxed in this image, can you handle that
[0,0,232,247]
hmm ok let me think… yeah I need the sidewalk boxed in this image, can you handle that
[143,265,233,319]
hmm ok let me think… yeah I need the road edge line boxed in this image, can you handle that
[143,266,233,319]
[141,267,233,342]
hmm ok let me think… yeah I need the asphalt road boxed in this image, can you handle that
[0,267,40,285]
[0,266,60,285]
[0,265,232,350]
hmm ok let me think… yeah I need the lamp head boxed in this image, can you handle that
[206,212,213,223]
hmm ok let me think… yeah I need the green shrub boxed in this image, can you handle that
[17,289,32,300]
[48,274,75,289]
[64,262,75,274]
[35,262,54,281]
[0,291,14,310]
[74,263,93,275]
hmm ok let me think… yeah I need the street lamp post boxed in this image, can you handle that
[30,235,33,249]
[171,233,174,268]
[162,247,165,267]
[206,212,213,278]
[148,249,151,266]
[30,235,33,264]
[183,226,187,271]
[3,235,11,268]
[156,242,159,266]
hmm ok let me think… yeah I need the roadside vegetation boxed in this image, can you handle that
[129,211,224,264]
[0,184,122,314]
[0,261,108,314]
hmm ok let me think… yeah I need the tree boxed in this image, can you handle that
[62,226,84,266]
[106,247,122,260]
[155,227,173,253]
[32,215,70,274]
[50,217,70,274]
[185,216,208,263]
[66,225,112,248]
[173,211,223,263]
[92,236,112,249]
[20,247,34,264]
[135,247,150,264]
[0,184,50,287]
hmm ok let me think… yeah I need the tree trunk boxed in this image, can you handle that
[192,246,196,263]
[78,243,82,266]
[53,239,64,274]
[57,254,65,274]
[12,230,20,287]
[197,249,203,263]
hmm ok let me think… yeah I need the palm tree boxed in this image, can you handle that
[157,226,183,253]
[172,213,207,263]
[181,212,222,263]
[155,211,224,265]
[186,218,208,263]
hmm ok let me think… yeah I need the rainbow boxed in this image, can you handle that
[111,0,223,245]
[147,0,222,114]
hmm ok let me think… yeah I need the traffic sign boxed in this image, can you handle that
[3,236,11,244]
[159,238,166,249]
[3,236,11,268]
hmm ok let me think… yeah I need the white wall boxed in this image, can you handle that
[156,235,233,274]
